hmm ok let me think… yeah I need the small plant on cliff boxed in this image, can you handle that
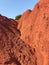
[15,15,21,20]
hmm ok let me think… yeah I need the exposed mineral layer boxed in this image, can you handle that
[17,0,49,65]
[0,15,37,65]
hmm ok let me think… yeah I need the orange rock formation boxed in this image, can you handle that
[17,0,49,65]
[0,0,49,65]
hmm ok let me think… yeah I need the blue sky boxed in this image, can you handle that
[0,0,39,19]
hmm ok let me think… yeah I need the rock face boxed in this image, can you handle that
[17,0,49,65]
[0,0,49,65]
[40,0,49,3]
[17,9,31,29]
[0,15,37,65]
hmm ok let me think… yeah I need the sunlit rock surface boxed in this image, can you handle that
[17,0,49,65]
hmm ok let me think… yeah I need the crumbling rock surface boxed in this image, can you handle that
[0,0,49,65]
[17,9,31,29]
[17,0,49,65]
[0,15,37,65]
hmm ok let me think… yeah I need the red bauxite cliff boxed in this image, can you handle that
[0,0,49,65]
[0,15,37,65]
[17,0,49,65]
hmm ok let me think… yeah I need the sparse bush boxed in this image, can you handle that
[15,15,21,20]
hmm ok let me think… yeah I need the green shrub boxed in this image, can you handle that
[15,15,21,20]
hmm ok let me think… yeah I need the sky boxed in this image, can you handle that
[0,0,39,19]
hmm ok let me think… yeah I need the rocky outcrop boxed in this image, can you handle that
[17,0,49,65]
[0,0,49,65]
[17,9,31,29]
[0,15,37,65]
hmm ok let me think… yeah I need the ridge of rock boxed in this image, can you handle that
[0,14,37,65]
[17,9,32,29]
[17,1,49,65]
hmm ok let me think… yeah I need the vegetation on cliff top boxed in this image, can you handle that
[15,15,21,20]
